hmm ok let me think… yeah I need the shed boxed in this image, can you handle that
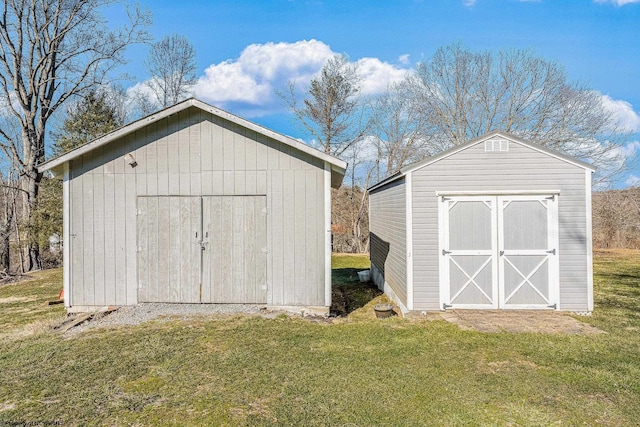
[368,131,595,313]
[39,98,347,314]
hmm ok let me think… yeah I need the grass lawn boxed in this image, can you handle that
[0,251,639,425]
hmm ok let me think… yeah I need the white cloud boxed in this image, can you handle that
[194,40,333,115]
[398,54,411,65]
[594,0,640,6]
[463,0,476,6]
[192,40,410,117]
[601,94,640,133]
[355,57,410,96]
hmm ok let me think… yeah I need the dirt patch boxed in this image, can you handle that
[432,310,604,334]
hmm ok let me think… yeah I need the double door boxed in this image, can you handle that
[440,194,558,309]
[137,196,267,303]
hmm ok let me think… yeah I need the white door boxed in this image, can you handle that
[440,194,558,309]
[498,195,559,309]
[441,196,499,309]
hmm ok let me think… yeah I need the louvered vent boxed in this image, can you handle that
[484,139,509,152]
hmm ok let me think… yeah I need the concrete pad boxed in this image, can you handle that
[433,310,604,334]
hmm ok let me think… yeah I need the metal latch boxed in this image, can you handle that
[546,249,556,255]
[442,249,452,255]
[499,250,504,256]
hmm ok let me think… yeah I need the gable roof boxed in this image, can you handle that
[38,98,347,188]
[368,130,596,192]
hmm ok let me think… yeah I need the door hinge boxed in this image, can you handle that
[499,250,504,256]
[548,303,557,309]
[442,249,452,255]
[545,195,555,200]
[443,303,452,310]
[546,249,556,255]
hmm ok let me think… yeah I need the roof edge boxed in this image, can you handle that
[38,98,347,175]
[368,130,596,192]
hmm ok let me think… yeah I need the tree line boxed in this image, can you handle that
[0,0,637,272]
[287,48,635,253]
[0,0,200,273]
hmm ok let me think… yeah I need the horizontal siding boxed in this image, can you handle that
[369,178,407,306]
[411,141,590,311]
[68,106,326,308]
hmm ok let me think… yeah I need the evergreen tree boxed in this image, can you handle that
[28,91,123,269]
[52,91,122,157]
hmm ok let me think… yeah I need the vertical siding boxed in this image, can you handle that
[369,178,407,306]
[410,141,589,311]
[68,106,328,308]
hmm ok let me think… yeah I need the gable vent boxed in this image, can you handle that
[485,139,509,152]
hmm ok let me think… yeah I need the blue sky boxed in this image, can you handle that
[113,0,640,186]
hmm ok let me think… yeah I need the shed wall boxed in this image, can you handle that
[369,178,407,306]
[67,106,327,308]
[411,141,589,311]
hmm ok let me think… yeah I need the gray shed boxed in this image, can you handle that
[368,131,595,313]
[39,98,347,314]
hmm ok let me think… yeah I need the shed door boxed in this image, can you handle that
[202,196,267,303]
[137,196,267,304]
[440,195,558,309]
[498,196,559,309]
[441,197,499,308]
[138,196,202,303]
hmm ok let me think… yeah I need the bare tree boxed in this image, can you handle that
[282,55,372,253]
[0,171,20,272]
[592,187,640,249]
[144,34,197,108]
[0,0,150,270]
[409,44,632,183]
[369,80,437,179]
[282,54,365,156]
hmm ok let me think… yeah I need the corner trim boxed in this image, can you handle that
[63,163,71,308]
[324,162,332,307]
[405,172,414,310]
[586,170,594,311]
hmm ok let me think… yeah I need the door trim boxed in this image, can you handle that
[436,190,561,196]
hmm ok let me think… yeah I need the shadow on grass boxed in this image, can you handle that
[331,268,382,317]
[592,253,640,328]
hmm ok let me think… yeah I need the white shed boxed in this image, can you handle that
[38,98,347,314]
[368,131,595,313]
